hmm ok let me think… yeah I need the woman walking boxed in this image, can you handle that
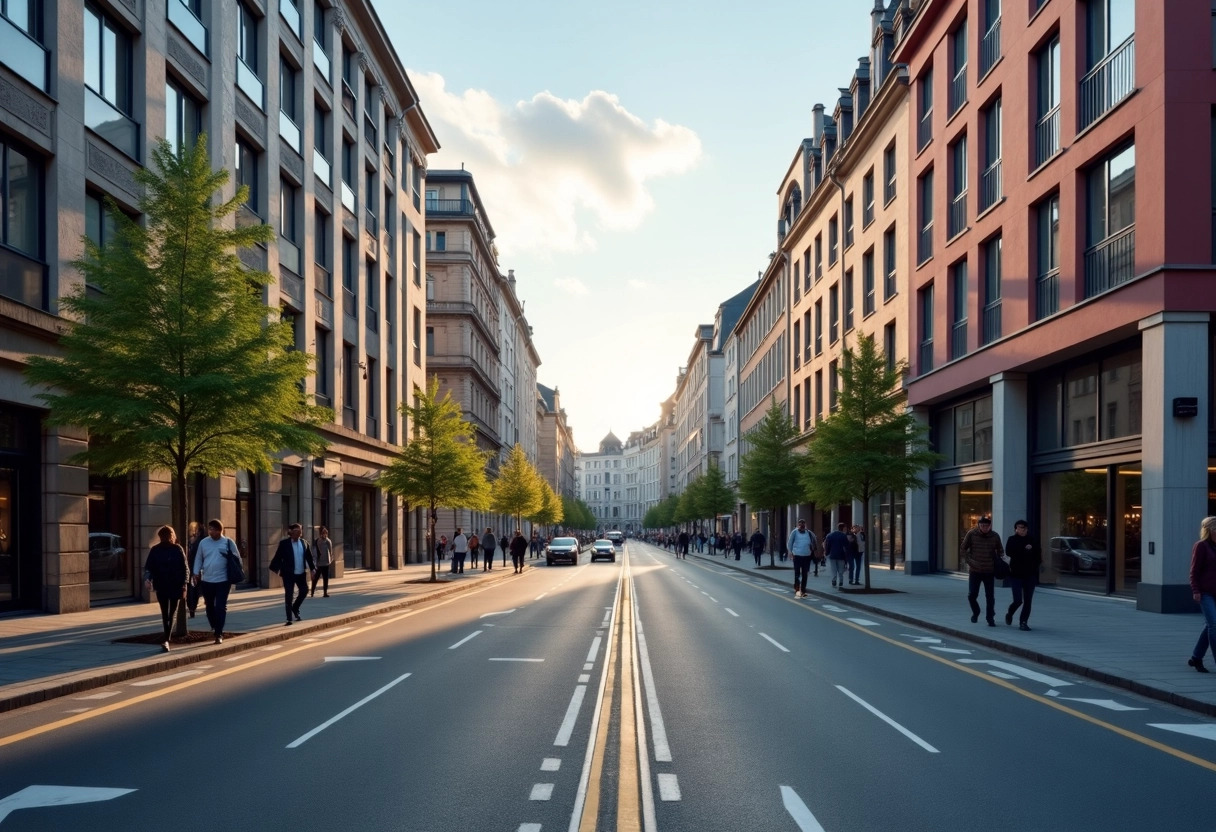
[481,527,496,572]
[144,525,189,653]
[311,526,334,597]
[1188,516,1216,672]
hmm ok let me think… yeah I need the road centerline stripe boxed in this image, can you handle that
[780,785,827,832]
[448,631,482,650]
[554,686,587,747]
[286,672,412,748]
[759,633,790,653]
[836,685,939,753]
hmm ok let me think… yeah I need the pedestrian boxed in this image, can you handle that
[732,531,744,561]
[530,530,541,559]
[510,528,528,573]
[845,526,860,585]
[144,525,189,653]
[962,515,1004,626]
[436,534,447,562]
[500,533,509,567]
[698,532,707,553]
[482,527,497,572]
[451,528,468,574]
[749,529,766,566]
[851,525,867,585]
[787,518,818,598]
[311,526,333,598]
[678,530,690,559]
[191,519,239,644]
[270,523,316,626]
[823,523,850,589]
[468,530,480,569]
[1004,519,1041,630]
[1188,516,1216,673]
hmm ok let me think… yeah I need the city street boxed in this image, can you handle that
[0,541,1213,831]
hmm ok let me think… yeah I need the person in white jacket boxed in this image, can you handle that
[787,519,818,598]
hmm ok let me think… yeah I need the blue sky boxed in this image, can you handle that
[375,1,874,452]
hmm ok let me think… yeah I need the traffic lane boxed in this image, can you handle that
[633,546,1216,830]
[0,566,621,830]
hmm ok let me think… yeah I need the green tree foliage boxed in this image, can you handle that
[560,495,594,532]
[801,333,942,586]
[25,135,329,544]
[492,443,544,527]
[528,479,564,533]
[696,463,735,522]
[737,397,803,566]
[675,475,703,526]
[380,377,492,580]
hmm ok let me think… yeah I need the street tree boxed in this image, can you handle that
[379,377,492,581]
[25,134,329,583]
[528,479,563,537]
[492,443,544,529]
[801,333,942,587]
[695,462,735,536]
[737,397,803,567]
[675,474,703,530]
[561,495,595,533]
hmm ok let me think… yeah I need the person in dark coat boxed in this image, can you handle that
[1189,516,1216,672]
[481,527,497,572]
[500,534,509,567]
[269,523,316,626]
[144,525,190,653]
[510,529,529,573]
[962,516,1004,626]
[749,529,766,566]
[1004,520,1042,630]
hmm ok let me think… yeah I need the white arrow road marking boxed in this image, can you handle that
[760,633,790,653]
[541,758,561,771]
[529,784,553,801]
[131,670,202,686]
[904,635,942,643]
[480,609,517,618]
[988,671,1019,680]
[448,631,482,650]
[847,618,880,627]
[836,686,939,753]
[323,656,381,662]
[657,773,681,801]
[957,659,1074,687]
[73,692,120,700]
[929,647,974,655]
[1149,724,1216,741]
[287,672,412,748]
[1056,698,1147,712]
[489,658,544,662]
[554,686,586,746]
[822,605,847,612]
[780,785,827,832]
[0,786,136,823]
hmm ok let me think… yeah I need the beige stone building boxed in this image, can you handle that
[537,383,576,498]
[0,0,438,612]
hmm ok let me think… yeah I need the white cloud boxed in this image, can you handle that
[554,277,589,296]
[412,72,703,257]
[627,279,649,290]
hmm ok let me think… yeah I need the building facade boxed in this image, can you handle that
[537,383,576,498]
[0,0,438,613]
[575,431,627,531]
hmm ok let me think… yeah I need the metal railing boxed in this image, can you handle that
[341,81,356,120]
[949,65,967,116]
[343,287,357,319]
[1036,269,1059,320]
[918,109,933,151]
[918,339,934,375]
[342,406,357,431]
[0,245,47,310]
[980,160,1002,212]
[363,113,377,148]
[948,191,967,238]
[1034,107,1060,168]
[980,18,1001,77]
[167,0,208,58]
[1079,36,1134,131]
[1084,225,1136,297]
[426,198,477,215]
[85,88,140,160]
[918,222,933,264]
[313,149,331,188]
[236,57,264,109]
[982,300,1002,345]
[950,320,968,360]
[313,41,330,84]
[364,208,378,236]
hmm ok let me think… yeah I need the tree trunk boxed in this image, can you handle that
[768,508,777,567]
[172,465,189,638]
[428,500,438,582]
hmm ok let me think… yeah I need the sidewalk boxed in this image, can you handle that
[0,555,534,712]
[682,547,1216,716]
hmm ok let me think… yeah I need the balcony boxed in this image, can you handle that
[167,0,208,57]
[426,198,478,215]
[279,0,301,39]
[1079,37,1134,131]
[0,245,47,310]
[313,149,331,188]
[981,299,1002,345]
[343,286,357,319]
[918,109,933,151]
[342,406,357,430]
[340,181,356,214]
[236,57,264,109]
[363,113,377,148]
[1034,107,1060,168]
[979,18,1001,78]
[948,191,967,238]
[279,111,301,153]
[366,305,378,333]
[315,263,333,297]
[917,222,933,264]
[313,41,330,85]
[950,320,967,360]
[918,339,934,375]
[979,160,1002,212]
[1036,269,1059,320]
[364,208,378,236]
[341,80,356,120]
[1084,225,1135,297]
[279,238,301,275]
[85,89,139,160]
[949,66,967,116]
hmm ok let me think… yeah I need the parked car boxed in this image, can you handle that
[546,536,580,566]
[89,532,126,581]
[591,539,616,563]
[1049,536,1108,574]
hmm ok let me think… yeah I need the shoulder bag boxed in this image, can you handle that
[225,539,246,584]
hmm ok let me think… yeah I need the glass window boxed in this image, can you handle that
[1088,0,1135,66]
[238,2,258,72]
[166,79,202,152]
[883,142,897,202]
[1100,350,1142,439]
[984,235,1001,304]
[84,4,132,114]
[1038,193,1060,275]
[280,55,297,120]
[1035,373,1061,451]
[4,143,41,257]
[862,248,875,316]
[3,0,41,38]
[279,179,297,242]
[235,137,259,215]
[1064,363,1099,446]
[85,191,120,249]
[829,216,838,264]
[955,402,975,464]
[1038,36,1061,116]
[1088,143,1135,245]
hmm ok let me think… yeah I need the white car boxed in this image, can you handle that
[591,539,616,562]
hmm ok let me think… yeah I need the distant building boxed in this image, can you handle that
[537,383,576,498]
[575,432,627,531]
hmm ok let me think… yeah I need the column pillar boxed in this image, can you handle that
[990,372,1029,536]
[43,425,89,612]
[904,405,932,574]
[1138,312,1209,612]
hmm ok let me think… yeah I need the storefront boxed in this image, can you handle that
[0,406,40,612]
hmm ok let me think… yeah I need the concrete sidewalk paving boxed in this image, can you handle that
[676,545,1216,716]
[0,553,539,712]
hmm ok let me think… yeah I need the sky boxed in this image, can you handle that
[374,1,875,453]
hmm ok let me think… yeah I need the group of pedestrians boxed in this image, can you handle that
[961,515,1042,630]
[443,527,532,574]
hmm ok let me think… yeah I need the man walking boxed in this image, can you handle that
[823,523,850,590]
[787,518,818,598]
[1004,519,1041,630]
[270,523,315,626]
[481,527,497,572]
[749,528,766,566]
[509,529,528,573]
[849,525,867,585]
[192,519,238,644]
[677,530,690,559]
[962,515,1004,626]
[732,531,744,561]
[451,528,468,574]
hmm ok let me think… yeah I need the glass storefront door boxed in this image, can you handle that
[0,469,16,605]
[343,485,373,569]
[936,479,993,571]
[88,474,132,602]
[1040,469,1108,592]
[235,471,256,584]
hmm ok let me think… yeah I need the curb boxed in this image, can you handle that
[688,551,1216,719]
[0,566,524,714]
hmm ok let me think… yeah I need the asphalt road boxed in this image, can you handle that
[0,542,1213,831]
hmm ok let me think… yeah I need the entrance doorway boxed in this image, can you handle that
[344,485,375,569]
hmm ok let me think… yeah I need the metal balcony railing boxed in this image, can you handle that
[950,320,968,360]
[1079,37,1134,131]
[1034,106,1060,168]
[980,160,1002,212]
[949,66,967,116]
[948,191,967,238]
[341,81,356,120]
[982,300,1002,345]
[980,18,1001,77]
[918,339,934,375]
[918,108,933,151]
[342,405,357,430]
[1084,225,1136,297]
[918,222,933,264]
[1036,269,1059,320]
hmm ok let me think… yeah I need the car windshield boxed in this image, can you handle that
[595,540,612,546]
[552,537,577,547]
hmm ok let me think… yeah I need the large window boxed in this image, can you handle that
[0,139,44,309]
[843,268,854,333]
[918,66,934,151]
[828,215,839,265]
[982,235,1001,344]
[236,1,263,107]
[84,4,138,158]
[883,225,897,300]
[949,18,968,115]
[918,169,934,263]
[1035,36,1061,166]
[279,55,301,152]
[862,248,875,316]
[980,98,1002,212]
[883,141,897,203]
[948,135,968,238]
[1036,193,1060,318]
[166,79,201,153]
[235,136,260,217]
[168,0,207,57]
[1034,348,1142,450]
[918,283,934,374]
[1,0,48,90]
[1085,143,1135,295]
[1081,0,1135,128]
[949,260,968,360]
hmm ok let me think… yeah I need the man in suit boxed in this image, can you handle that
[270,523,315,626]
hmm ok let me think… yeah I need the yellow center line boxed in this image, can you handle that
[579,574,621,832]
[682,557,1216,774]
[616,577,641,832]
